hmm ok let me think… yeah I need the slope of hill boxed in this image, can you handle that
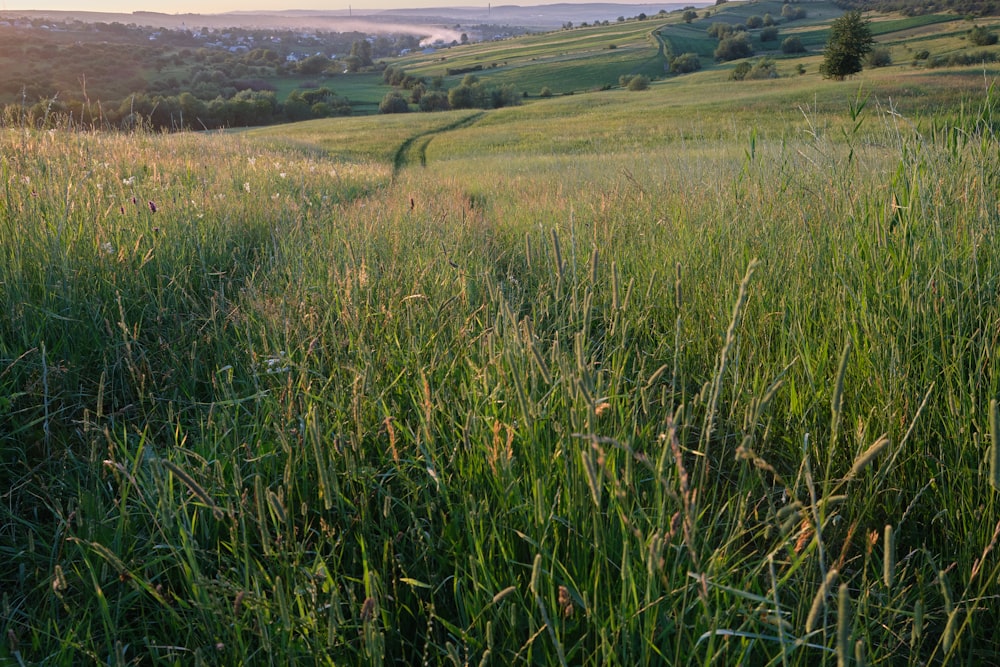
[4,13,1000,662]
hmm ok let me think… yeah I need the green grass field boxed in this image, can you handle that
[4,3,1000,664]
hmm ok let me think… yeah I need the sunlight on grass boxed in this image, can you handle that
[2,66,1000,666]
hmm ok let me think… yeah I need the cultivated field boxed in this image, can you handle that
[3,6,1000,665]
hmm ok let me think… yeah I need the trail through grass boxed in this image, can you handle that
[3,44,1000,666]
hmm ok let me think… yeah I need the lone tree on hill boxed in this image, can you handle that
[820,11,875,80]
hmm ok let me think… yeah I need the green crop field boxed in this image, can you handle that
[395,20,669,95]
[4,2,1000,664]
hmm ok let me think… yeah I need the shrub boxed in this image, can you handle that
[866,47,892,68]
[378,91,409,114]
[969,26,999,46]
[731,58,778,80]
[448,84,477,109]
[781,36,805,53]
[747,58,779,79]
[539,86,553,97]
[418,90,450,111]
[627,74,650,90]
[715,33,754,61]
[683,10,698,22]
[731,61,753,80]
[761,27,779,42]
[926,49,999,68]
[747,15,764,29]
[670,53,702,73]
[763,13,776,26]
[489,84,522,108]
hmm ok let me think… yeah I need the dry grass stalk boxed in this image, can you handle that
[805,568,839,633]
[883,524,895,590]
[848,435,890,479]
[795,518,814,555]
[990,399,1000,490]
[970,518,1000,582]
[837,582,850,667]
[384,415,399,464]
[161,459,225,520]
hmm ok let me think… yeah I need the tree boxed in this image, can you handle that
[820,11,874,80]
[297,54,331,76]
[379,91,409,114]
[782,4,807,20]
[866,47,892,67]
[670,53,702,73]
[418,90,450,111]
[708,22,734,39]
[349,40,373,68]
[715,33,754,61]
[781,36,806,53]
[682,10,698,23]
[627,74,650,90]
[448,83,477,109]
[969,25,998,46]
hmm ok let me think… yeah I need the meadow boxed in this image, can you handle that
[4,12,1000,666]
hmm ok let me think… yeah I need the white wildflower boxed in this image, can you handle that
[259,351,290,375]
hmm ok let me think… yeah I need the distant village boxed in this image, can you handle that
[0,12,532,129]
[0,14,527,61]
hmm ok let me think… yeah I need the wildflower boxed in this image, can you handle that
[243,182,251,193]
[279,172,287,179]
[259,352,290,375]
[148,200,157,213]
[101,242,115,255]
[247,157,256,166]
[20,176,31,185]
[122,176,135,185]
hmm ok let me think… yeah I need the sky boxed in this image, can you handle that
[0,0,503,12]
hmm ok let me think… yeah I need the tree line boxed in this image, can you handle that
[1,86,352,130]
[378,66,521,114]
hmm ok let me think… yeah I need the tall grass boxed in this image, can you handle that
[2,84,1000,664]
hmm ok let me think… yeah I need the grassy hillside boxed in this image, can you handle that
[4,5,1000,665]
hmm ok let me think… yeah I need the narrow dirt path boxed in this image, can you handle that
[391,111,486,180]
